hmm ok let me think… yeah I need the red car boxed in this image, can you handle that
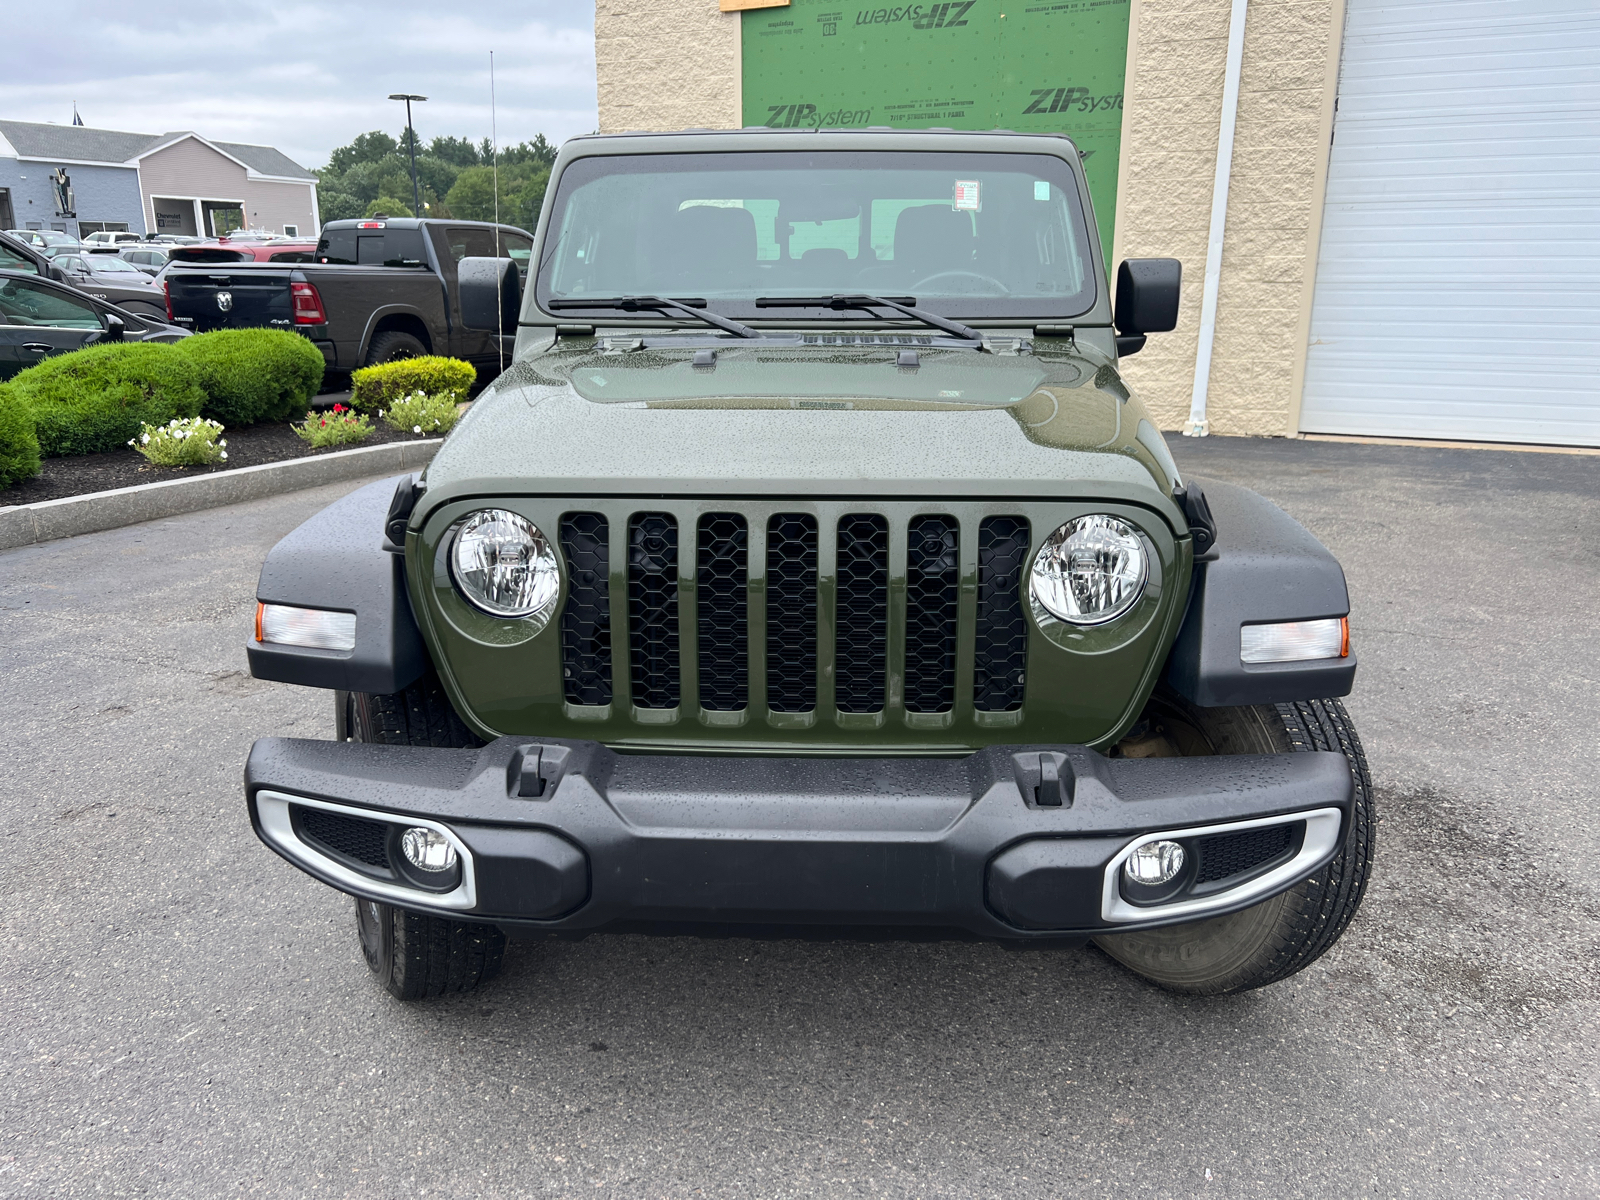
[163,239,321,267]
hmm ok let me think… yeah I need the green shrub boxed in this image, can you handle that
[351,356,474,412]
[174,328,325,426]
[14,344,205,457]
[294,403,374,448]
[380,390,463,437]
[130,416,227,467]
[0,385,42,488]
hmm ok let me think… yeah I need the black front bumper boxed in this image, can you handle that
[244,737,1353,939]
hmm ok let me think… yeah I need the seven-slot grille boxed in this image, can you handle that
[556,509,1031,717]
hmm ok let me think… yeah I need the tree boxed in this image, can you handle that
[365,197,413,219]
[319,191,362,223]
[428,135,483,168]
[444,163,549,229]
[314,129,559,229]
[328,131,398,175]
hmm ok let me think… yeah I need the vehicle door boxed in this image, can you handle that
[431,226,500,363]
[0,276,107,380]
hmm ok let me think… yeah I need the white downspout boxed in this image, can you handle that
[1185,0,1249,437]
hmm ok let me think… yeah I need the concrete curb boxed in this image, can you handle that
[0,439,442,552]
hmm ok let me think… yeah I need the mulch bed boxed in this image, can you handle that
[1,414,431,507]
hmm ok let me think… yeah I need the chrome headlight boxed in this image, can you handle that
[1030,515,1147,625]
[450,509,560,622]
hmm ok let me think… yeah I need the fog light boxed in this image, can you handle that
[1123,840,1185,886]
[400,827,458,873]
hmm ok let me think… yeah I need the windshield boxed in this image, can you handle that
[86,254,142,273]
[535,150,1098,321]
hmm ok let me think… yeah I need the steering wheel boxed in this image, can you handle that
[910,270,1011,296]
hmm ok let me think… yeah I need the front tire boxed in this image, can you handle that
[344,674,505,1001]
[1095,695,1375,995]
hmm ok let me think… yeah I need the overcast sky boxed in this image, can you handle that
[0,0,598,172]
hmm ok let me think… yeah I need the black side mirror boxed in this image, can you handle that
[1114,258,1182,357]
[104,314,126,342]
[457,256,521,334]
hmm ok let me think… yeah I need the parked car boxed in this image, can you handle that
[118,244,171,276]
[148,234,203,246]
[44,247,169,322]
[0,268,187,379]
[6,229,79,251]
[242,129,1372,1003]
[82,230,143,247]
[163,218,532,376]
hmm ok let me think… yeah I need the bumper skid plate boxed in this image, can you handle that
[245,736,1353,938]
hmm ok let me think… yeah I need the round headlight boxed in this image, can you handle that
[450,509,560,620]
[1030,514,1147,625]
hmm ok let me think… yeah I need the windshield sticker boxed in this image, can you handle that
[1035,180,1051,201]
[794,399,854,410]
[952,180,981,211]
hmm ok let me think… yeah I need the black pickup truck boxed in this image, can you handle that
[161,218,532,377]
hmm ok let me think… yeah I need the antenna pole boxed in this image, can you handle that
[491,51,504,376]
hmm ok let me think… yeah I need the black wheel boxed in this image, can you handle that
[354,895,505,1002]
[1094,694,1375,995]
[344,674,504,1001]
[362,329,426,368]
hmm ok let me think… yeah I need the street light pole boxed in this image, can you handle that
[387,93,428,217]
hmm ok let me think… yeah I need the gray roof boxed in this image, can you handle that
[210,140,314,179]
[0,120,153,164]
[0,119,313,179]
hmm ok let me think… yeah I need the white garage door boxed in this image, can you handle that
[1300,0,1600,446]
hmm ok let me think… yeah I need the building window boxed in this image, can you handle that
[283,224,299,237]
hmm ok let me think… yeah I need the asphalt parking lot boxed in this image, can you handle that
[2,435,1596,1198]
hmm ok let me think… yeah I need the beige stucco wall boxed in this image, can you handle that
[596,0,741,133]
[593,0,1344,434]
[242,179,317,236]
[1115,0,1342,434]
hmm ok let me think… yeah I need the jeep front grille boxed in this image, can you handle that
[557,506,1032,721]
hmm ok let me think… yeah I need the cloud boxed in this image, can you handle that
[0,0,598,170]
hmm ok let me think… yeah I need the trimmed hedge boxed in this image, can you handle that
[174,328,326,426]
[14,344,206,458]
[0,385,42,488]
[351,356,475,412]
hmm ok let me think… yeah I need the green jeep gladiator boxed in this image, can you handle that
[244,130,1372,999]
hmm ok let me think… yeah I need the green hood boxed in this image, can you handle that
[420,340,1184,522]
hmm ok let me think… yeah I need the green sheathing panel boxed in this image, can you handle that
[740,0,1130,260]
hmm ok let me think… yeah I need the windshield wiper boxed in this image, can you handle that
[547,295,760,339]
[754,294,982,342]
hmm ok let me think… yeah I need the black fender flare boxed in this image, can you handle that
[1163,478,1357,707]
[247,475,428,694]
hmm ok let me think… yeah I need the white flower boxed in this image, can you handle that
[220,451,228,460]
[219,439,227,447]
[141,433,150,445]
[413,425,422,434]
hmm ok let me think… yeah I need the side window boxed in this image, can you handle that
[0,244,38,274]
[499,232,532,277]
[445,227,498,263]
[0,278,103,328]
